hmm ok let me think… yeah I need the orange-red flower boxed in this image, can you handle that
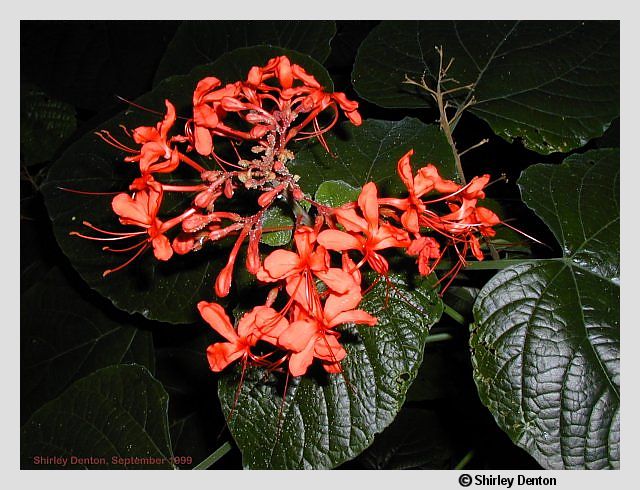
[199,301,289,372]
[257,226,358,316]
[111,181,174,261]
[125,100,181,175]
[382,150,460,233]
[407,235,441,276]
[277,287,376,376]
[317,182,411,274]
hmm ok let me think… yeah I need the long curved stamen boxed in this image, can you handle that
[102,240,148,253]
[161,184,209,193]
[103,243,149,277]
[178,153,206,173]
[293,106,339,139]
[94,130,137,154]
[70,232,144,241]
[57,186,120,196]
[115,95,191,120]
[225,355,249,426]
[500,221,546,246]
[212,150,244,170]
[81,221,147,236]
[421,178,479,205]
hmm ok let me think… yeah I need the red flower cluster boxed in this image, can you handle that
[72,56,502,379]
[200,226,375,376]
[189,54,360,160]
[200,151,501,378]
[76,56,361,288]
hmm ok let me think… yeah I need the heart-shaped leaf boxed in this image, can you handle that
[353,21,619,154]
[41,47,333,324]
[470,149,619,469]
[21,267,154,422]
[21,365,174,469]
[291,117,459,196]
[218,273,443,469]
[154,21,336,85]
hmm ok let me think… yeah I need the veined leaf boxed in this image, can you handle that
[470,149,619,469]
[21,267,154,422]
[218,273,443,469]
[353,21,619,154]
[291,117,459,196]
[21,365,174,469]
[154,21,336,85]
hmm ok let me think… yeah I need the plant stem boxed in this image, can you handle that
[443,303,466,325]
[424,332,454,343]
[454,449,475,470]
[192,441,232,470]
[462,258,537,270]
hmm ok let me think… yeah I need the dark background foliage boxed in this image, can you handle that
[20,20,618,470]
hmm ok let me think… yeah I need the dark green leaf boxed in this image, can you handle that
[443,286,480,321]
[42,47,333,324]
[260,205,294,247]
[353,21,619,154]
[218,273,443,469]
[154,21,336,85]
[478,198,533,258]
[21,85,76,166]
[471,149,619,469]
[593,118,619,149]
[21,365,174,469]
[355,407,454,469]
[291,117,458,196]
[314,180,360,207]
[21,267,154,421]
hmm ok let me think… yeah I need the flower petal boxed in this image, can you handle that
[193,76,221,105]
[374,223,411,250]
[330,309,378,328]
[152,234,173,261]
[315,268,354,294]
[194,126,213,156]
[197,301,238,342]
[358,182,379,231]
[396,150,415,192]
[314,334,347,362]
[324,289,363,322]
[206,342,245,372]
[278,320,318,352]
[288,339,316,377]
[159,99,176,142]
[263,249,302,279]
[334,208,368,233]
[112,193,150,227]
[400,208,420,234]
[254,307,289,345]
[317,229,363,252]
[322,360,343,374]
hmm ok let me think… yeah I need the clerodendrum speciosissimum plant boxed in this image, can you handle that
[70,55,501,380]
